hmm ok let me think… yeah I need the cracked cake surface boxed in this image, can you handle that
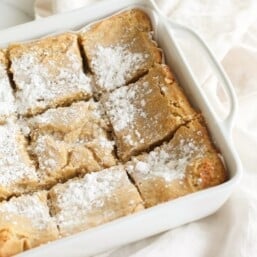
[9,33,92,116]
[48,166,144,236]
[127,118,227,207]
[80,9,162,93]
[26,100,117,187]
[0,191,58,257]
[103,64,196,161]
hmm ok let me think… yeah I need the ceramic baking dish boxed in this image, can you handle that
[0,0,242,256]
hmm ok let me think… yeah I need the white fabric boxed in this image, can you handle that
[35,1,257,256]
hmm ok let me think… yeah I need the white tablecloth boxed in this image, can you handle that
[35,1,257,256]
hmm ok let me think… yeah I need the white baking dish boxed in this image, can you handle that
[0,0,242,256]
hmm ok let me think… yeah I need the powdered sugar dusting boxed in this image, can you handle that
[0,63,16,120]
[12,50,92,115]
[130,138,203,182]
[0,193,53,230]
[105,86,136,131]
[95,136,115,150]
[105,82,151,147]
[33,134,64,172]
[105,82,151,132]
[0,121,38,187]
[16,118,31,136]
[31,101,90,131]
[91,45,147,91]
[52,167,124,232]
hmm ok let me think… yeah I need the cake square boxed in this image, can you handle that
[27,100,117,186]
[103,64,196,161]
[0,191,58,257]
[0,50,16,123]
[127,118,227,207]
[0,121,39,200]
[80,9,162,93]
[9,33,92,116]
[48,166,144,237]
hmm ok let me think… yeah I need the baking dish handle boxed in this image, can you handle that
[168,22,238,132]
[149,0,237,133]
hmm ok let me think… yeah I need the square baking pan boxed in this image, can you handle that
[0,0,242,256]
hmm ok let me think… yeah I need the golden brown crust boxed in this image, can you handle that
[85,9,153,34]
[9,33,78,60]
[103,64,196,161]
[0,226,31,257]
[0,192,58,257]
[80,9,162,93]
[127,117,227,207]
[9,33,92,116]
[48,166,144,237]
[158,65,197,120]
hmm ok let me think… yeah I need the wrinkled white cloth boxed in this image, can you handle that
[35,1,257,256]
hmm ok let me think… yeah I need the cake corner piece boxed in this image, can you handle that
[127,117,227,207]
[0,191,59,257]
[8,33,92,116]
[79,9,162,94]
